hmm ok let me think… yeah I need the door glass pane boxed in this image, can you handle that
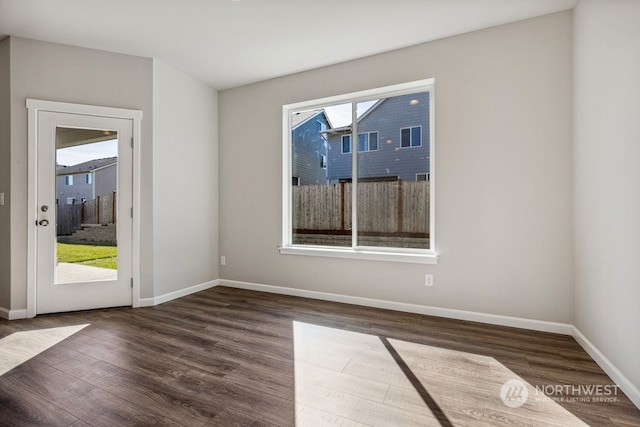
[55,127,119,283]
[356,92,430,249]
[291,104,352,246]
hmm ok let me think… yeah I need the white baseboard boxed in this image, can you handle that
[572,326,640,409]
[219,279,573,335]
[0,307,28,320]
[138,279,220,307]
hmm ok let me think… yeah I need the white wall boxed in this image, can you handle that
[573,0,640,403]
[2,38,220,311]
[219,12,574,323]
[152,60,219,297]
[6,37,155,309]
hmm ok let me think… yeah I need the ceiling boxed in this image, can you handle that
[0,0,576,90]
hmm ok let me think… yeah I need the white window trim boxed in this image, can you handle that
[400,125,423,148]
[281,79,437,264]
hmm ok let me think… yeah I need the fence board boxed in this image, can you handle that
[56,204,82,236]
[57,192,117,236]
[292,181,429,236]
[82,192,117,225]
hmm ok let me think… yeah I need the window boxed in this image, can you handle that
[369,132,378,151]
[66,197,76,205]
[341,135,352,153]
[64,175,73,186]
[282,79,435,263]
[401,126,422,148]
[85,173,92,184]
[357,132,379,152]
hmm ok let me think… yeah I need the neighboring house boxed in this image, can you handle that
[56,157,117,205]
[291,109,331,185]
[326,92,430,183]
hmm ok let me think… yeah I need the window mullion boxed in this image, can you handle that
[351,102,358,249]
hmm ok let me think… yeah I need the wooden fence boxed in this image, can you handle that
[292,181,429,237]
[56,192,117,236]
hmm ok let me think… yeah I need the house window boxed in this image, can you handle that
[401,126,422,148]
[64,175,73,186]
[85,173,92,184]
[320,154,327,170]
[282,79,435,263]
[357,132,379,152]
[369,132,378,151]
[341,135,352,153]
[66,197,76,205]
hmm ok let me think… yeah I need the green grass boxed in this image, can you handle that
[57,242,117,270]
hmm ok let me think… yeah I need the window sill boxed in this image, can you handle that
[279,245,438,264]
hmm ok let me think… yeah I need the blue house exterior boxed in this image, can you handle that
[326,92,430,183]
[291,109,331,185]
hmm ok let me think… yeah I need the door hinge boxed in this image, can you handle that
[131,278,134,288]
[131,207,133,218]
[131,137,134,148]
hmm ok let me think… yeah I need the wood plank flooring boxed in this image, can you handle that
[0,286,638,426]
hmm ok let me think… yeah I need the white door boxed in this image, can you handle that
[35,111,133,314]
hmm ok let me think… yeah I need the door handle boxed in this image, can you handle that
[38,219,50,227]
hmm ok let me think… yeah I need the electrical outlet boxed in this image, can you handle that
[220,256,226,266]
[425,274,433,287]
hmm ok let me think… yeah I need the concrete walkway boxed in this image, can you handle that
[56,263,118,283]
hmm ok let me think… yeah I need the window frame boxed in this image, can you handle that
[357,131,379,152]
[400,126,422,148]
[281,79,436,264]
[64,175,73,186]
[341,134,352,153]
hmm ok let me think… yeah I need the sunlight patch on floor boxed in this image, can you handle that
[0,324,89,376]
[293,321,587,427]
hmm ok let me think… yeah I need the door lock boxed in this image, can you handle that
[38,219,49,226]
[41,205,49,212]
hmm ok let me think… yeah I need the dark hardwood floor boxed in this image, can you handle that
[0,286,638,426]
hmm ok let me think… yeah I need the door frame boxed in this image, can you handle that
[26,99,142,318]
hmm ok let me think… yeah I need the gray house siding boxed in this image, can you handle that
[291,111,330,185]
[56,171,93,204]
[95,164,117,198]
[56,161,117,204]
[327,92,430,182]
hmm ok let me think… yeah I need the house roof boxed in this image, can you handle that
[322,100,385,135]
[322,93,428,135]
[291,109,332,130]
[57,157,118,175]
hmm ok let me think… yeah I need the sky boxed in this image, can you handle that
[56,139,118,166]
[324,100,378,128]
